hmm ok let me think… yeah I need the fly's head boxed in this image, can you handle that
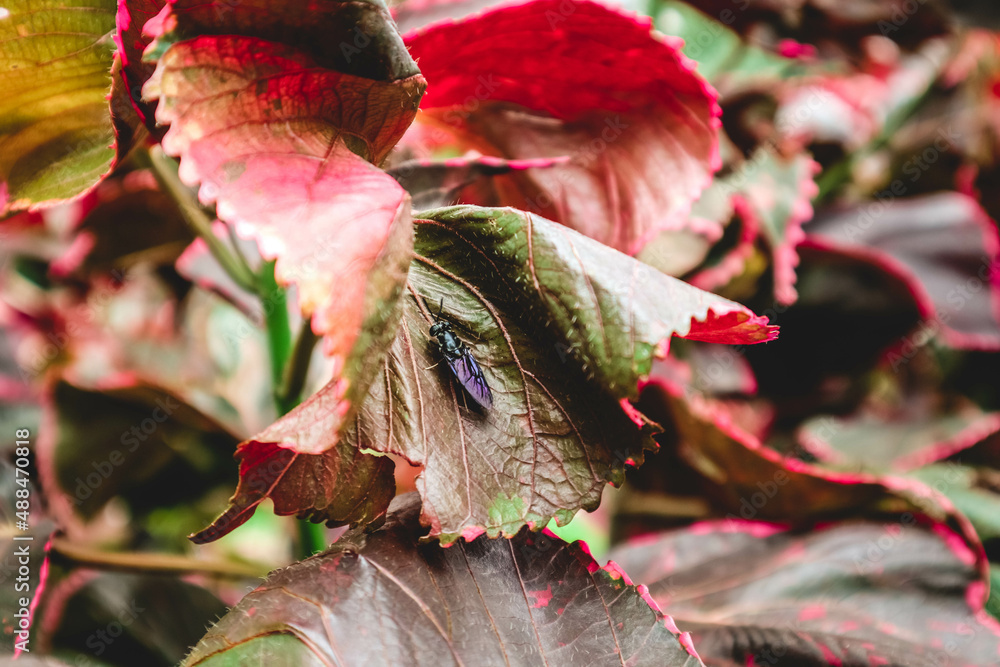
[429,321,451,338]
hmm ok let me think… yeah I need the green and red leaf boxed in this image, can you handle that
[197,206,776,544]
[736,150,820,304]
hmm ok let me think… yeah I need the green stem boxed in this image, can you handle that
[146,147,258,293]
[260,280,326,557]
[277,321,320,410]
[258,261,294,411]
[51,537,265,578]
[297,522,329,559]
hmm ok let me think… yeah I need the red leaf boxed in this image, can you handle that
[682,308,777,346]
[114,0,165,131]
[404,0,720,254]
[190,438,394,543]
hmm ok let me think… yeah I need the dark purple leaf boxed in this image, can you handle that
[620,378,984,546]
[609,518,1000,667]
[807,192,1000,351]
[185,493,706,667]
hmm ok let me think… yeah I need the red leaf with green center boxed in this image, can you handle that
[684,148,819,303]
[735,150,820,304]
[403,0,720,254]
[185,493,706,667]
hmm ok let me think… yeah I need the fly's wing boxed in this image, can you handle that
[446,352,493,410]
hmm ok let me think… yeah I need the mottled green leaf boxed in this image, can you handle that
[196,205,776,544]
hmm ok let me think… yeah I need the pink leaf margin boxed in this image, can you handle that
[545,527,704,663]
[797,411,1000,472]
[644,376,993,571]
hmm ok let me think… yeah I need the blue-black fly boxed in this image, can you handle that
[428,298,493,410]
